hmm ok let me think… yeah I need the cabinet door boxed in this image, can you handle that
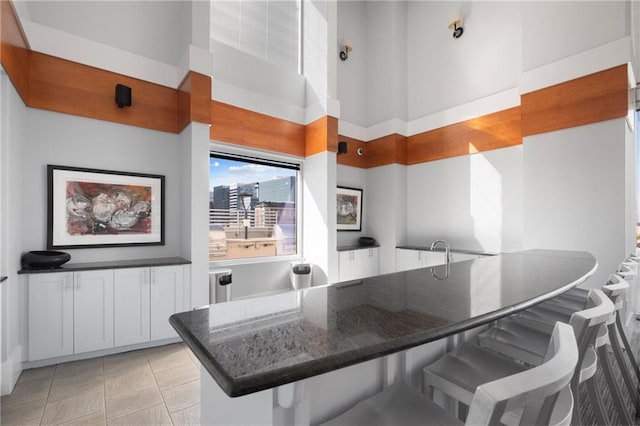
[74,270,114,353]
[450,252,480,263]
[338,251,357,282]
[355,248,379,278]
[28,273,74,361]
[150,265,186,340]
[114,268,150,346]
[423,251,447,267]
[395,249,424,272]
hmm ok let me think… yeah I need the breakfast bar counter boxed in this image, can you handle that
[170,249,597,425]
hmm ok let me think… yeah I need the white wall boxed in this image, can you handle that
[406,1,521,120]
[25,1,191,66]
[367,164,407,274]
[303,152,338,285]
[337,1,367,127]
[522,1,628,71]
[1,70,28,395]
[22,109,183,263]
[523,119,628,288]
[406,146,523,254]
[364,1,407,127]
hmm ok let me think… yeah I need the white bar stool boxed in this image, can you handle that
[320,323,578,426]
[475,289,613,425]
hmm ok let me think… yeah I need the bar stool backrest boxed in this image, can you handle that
[465,322,578,426]
[603,274,629,311]
[567,288,615,361]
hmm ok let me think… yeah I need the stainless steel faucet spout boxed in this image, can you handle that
[430,239,451,264]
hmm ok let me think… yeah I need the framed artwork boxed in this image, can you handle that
[47,165,165,249]
[337,186,363,231]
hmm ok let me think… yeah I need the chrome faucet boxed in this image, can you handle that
[430,239,451,264]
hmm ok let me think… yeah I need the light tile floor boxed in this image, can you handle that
[1,343,201,426]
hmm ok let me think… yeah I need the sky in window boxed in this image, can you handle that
[210,157,296,188]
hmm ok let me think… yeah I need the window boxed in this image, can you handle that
[211,0,302,74]
[209,153,299,261]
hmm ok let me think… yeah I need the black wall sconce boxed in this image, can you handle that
[339,38,352,61]
[338,141,347,155]
[115,84,132,108]
[449,19,464,39]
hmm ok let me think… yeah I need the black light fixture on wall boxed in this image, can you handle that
[338,141,347,155]
[115,84,132,108]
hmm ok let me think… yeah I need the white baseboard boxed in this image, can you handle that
[1,345,23,396]
[23,337,181,369]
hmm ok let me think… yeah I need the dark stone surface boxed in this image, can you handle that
[170,249,597,397]
[18,256,191,274]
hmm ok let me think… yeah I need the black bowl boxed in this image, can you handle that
[22,251,71,268]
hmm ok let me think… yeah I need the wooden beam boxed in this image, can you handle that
[521,65,628,137]
[211,101,305,157]
[0,0,30,103]
[29,52,179,133]
[407,107,522,164]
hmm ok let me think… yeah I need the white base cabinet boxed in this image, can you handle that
[28,273,74,361]
[73,270,114,353]
[114,268,150,347]
[395,249,485,272]
[395,249,446,272]
[29,264,190,362]
[150,266,186,341]
[338,248,379,282]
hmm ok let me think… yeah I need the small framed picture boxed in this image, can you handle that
[336,186,363,232]
[48,165,165,249]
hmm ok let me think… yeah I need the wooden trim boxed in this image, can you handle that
[211,101,305,157]
[336,135,368,167]
[367,134,407,168]
[407,107,522,165]
[1,0,30,103]
[305,116,338,157]
[521,65,628,137]
[29,52,179,133]
[337,133,407,168]
[178,71,212,132]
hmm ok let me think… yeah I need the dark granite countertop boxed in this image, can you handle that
[18,257,191,274]
[337,244,380,251]
[396,245,499,256]
[170,249,596,397]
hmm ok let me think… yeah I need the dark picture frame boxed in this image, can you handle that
[337,186,363,232]
[47,165,165,249]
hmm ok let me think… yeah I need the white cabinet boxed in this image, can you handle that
[73,270,114,353]
[396,248,485,272]
[28,272,74,360]
[395,249,446,272]
[114,267,150,346]
[338,248,379,282]
[150,265,186,341]
[28,263,190,362]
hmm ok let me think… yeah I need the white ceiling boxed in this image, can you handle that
[24,1,191,65]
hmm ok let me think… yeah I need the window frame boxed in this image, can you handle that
[208,142,303,266]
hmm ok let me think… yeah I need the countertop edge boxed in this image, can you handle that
[18,256,191,274]
[396,246,499,256]
[337,244,380,252]
[0,276,6,283]
[171,250,597,397]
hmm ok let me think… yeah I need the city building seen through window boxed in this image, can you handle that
[209,153,298,261]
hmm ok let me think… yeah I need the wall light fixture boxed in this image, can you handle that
[339,38,352,61]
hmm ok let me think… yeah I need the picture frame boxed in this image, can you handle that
[47,165,165,249]
[336,186,363,232]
